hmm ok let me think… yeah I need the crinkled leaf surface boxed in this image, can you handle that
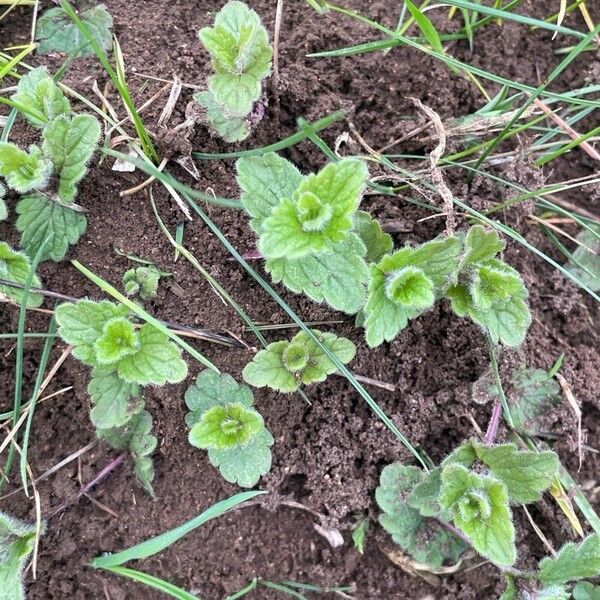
[408,467,443,517]
[354,210,393,264]
[16,194,87,262]
[539,534,600,585]
[462,225,505,265]
[122,266,161,301]
[0,242,43,308]
[0,511,39,600]
[194,90,249,143]
[185,370,273,488]
[42,113,101,203]
[237,152,302,232]
[11,66,70,128]
[440,463,516,566]
[0,143,51,194]
[35,4,113,56]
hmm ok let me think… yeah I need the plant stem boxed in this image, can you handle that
[485,401,502,445]
[485,335,515,429]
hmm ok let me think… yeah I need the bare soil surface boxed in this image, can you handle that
[1,1,599,598]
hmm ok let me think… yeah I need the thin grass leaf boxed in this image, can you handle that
[404,0,445,56]
[91,490,264,567]
[260,581,308,600]
[225,579,258,600]
[102,566,200,600]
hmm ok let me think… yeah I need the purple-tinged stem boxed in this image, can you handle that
[485,402,502,446]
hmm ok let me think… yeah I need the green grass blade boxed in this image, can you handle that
[404,0,445,55]
[92,491,264,568]
[180,192,427,469]
[192,110,345,159]
[260,581,308,600]
[71,260,220,373]
[57,0,158,162]
[102,566,200,600]
[225,579,258,600]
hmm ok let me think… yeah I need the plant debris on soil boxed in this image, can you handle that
[1,1,600,598]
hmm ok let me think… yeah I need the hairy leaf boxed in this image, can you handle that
[185,370,273,487]
[237,152,303,231]
[94,317,140,365]
[16,194,87,262]
[11,67,70,129]
[351,518,369,554]
[0,511,40,600]
[573,582,600,600]
[364,236,462,347]
[538,534,600,585]
[35,4,113,56]
[194,90,250,143]
[116,324,188,386]
[408,468,443,517]
[0,143,51,194]
[473,442,559,504]
[266,232,370,314]
[354,210,393,264]
[566,224,600,292]
[242,329,355,392]
[440,463,516,566]
[55,300,129,365]
[123,266,162,301]
[97,410,157,495]
[42,113,101,203]
[259,159,368,259]
[198,0,272,117]
[0,242,43,308]
[88,366,143,430]
[462,225,505,265]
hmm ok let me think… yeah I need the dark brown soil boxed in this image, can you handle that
[1,1,600,599]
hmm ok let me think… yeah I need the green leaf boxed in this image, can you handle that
[259,159,368,259]
[351,518,369,554]
[189,403,264,450]
[55,300,129,365]
[0,242,43,308]
[408,467,443,517]
[538,534,600,585]
[185,370,273,487]
[462,225,505,265]
[122,266,161,301]
[116,324,188,386]
[97,410,157,495]
[376,463,466,568]
[93,317,140,365]
[0,143,51,194]
[266,232,370,314]
[194,90,250,143]
[566,224,600,292]
[364,236,461,347]
[242,329,355,393]
[11,66,71,129]
[88,366,143,429]
[237,152,303,232]
[0,511,40,600]
[16,194,87,262]
[473,442,559,504]
[536,587,571,600]
[404,0,445,56]
[573,582,600,600]
[440,463,516,566]
[42,113,101,203]
[353,210,393,264]
[198,0,272,116]
[35,4,113,56]
[471,263,524,311]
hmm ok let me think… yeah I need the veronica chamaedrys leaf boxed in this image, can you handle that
[199,1,272,116]
[364,236,461,347]
[538,534,600,586]
[407,467,443,517]
[88,366,143,430]
[353,210,393,264]
[376,463,466,568]
[42,114,101,203]
[55,300,130,365]
[440,463,516,566]
[35,4,113,56]
[116,324,188,386]
[462,225,505,265]
[16,194,87,262]
[242,329,355,393]
[472,442,559,504]
[441,440,477,469]
[185,370,273,487]
[97,410,157,495]
[194,90,250,143]
[236,152,303,232]
[122,266,162,301]
[94,317,140,365]
[0,242,43,308]
[573,582,600,600]
[266,232,370,314]
[471,262,524,311]
[11,67,70,129]
[259,159,368,259]
[566,224,600,292]
[0,143,52,194]
[0,511,41,600]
